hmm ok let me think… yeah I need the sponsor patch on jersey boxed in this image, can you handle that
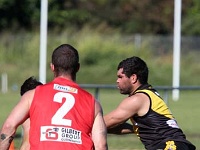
[54,84,78,93]
[166,119,179,128]
[40,126,82,144]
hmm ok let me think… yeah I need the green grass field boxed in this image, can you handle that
[0,89,199,150]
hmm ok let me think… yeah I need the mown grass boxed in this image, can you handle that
[0,89,199,150]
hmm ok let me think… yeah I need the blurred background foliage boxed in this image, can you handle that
[0,0,199,35]
[0,0,200,90]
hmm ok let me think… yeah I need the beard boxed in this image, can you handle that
[118,85,132,95]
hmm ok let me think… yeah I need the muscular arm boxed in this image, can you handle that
[0,90,34,150]
[104,93,149,130]
[92,101,108,150]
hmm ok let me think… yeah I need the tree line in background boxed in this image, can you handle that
[0,0,199,35]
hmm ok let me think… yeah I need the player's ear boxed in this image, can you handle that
[76,63,80,72]
[50,63,54,71]
[131,74,137,84]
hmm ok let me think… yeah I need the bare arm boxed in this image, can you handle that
[20,119,30,150]
[104,93,149,129]
[92,101,108,150]
[0,90,34,150]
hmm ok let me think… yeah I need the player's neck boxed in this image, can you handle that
[56,75,76,82]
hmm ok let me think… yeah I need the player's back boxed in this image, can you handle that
[29,77,95,150]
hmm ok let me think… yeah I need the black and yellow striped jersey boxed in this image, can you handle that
[130,84,194,150]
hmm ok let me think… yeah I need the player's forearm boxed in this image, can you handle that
[92,130,108,150]
[92,121,108,150]
[93,133,108,150]
[107,122,133,134]
[104,114,122,129]
[104,115,113,128]
[0,122,16,150]
[0,133,14,150]
[92,117,108,149]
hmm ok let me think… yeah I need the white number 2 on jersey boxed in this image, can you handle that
[51,92,75,126]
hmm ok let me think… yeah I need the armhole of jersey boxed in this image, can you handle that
[135,91,152,117]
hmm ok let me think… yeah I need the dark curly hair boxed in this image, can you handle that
[117,56,149,84]
[20,76,43,96]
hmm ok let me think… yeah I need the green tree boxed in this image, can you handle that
[182,0,200,35]
[0,0,199,35]
[0,0,40,30]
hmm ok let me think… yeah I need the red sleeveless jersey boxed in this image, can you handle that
[29,77,95,150]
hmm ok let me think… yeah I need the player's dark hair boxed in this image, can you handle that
[51,44,79,77]
[117,56,149,84]
[20,76,43,96]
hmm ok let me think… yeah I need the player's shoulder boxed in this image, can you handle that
[22,89,36,100]
[127,92,146,99]
[123,92,149,106]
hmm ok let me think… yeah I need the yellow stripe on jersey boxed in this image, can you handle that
[136,89,174,119]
